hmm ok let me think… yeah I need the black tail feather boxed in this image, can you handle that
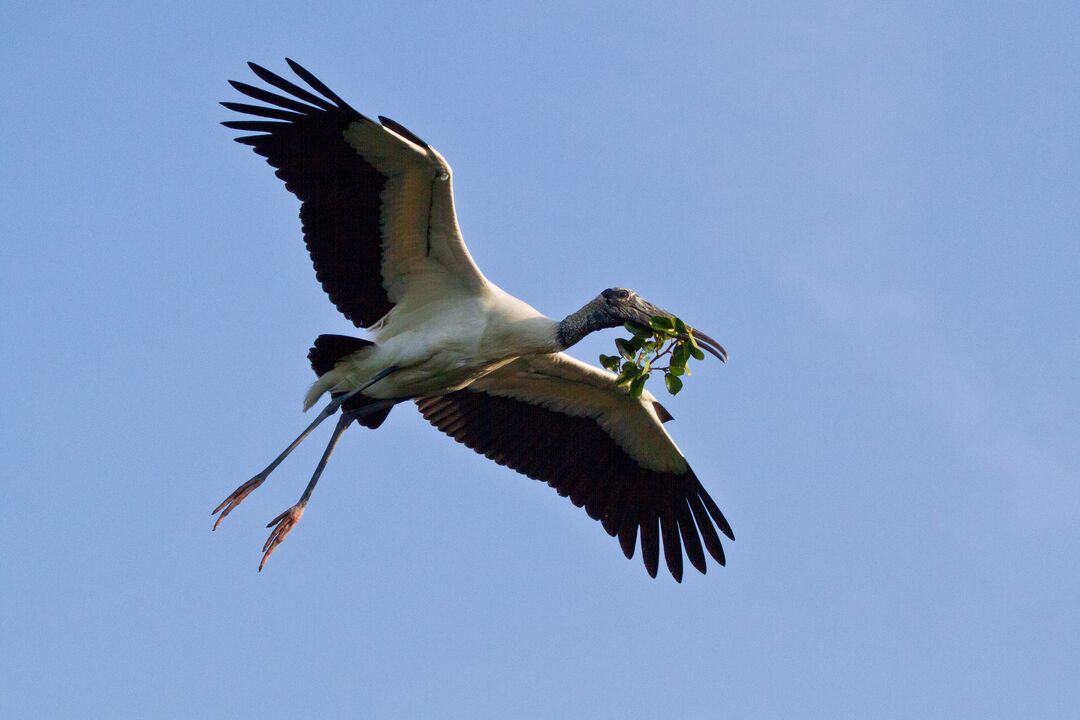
[308,334,393,429]
[308,334,372,376]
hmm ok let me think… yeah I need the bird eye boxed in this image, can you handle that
[436,170,449,181]
[617,290,629,299]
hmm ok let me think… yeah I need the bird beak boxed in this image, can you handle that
[635,299,728,363]
[686,327,728,363]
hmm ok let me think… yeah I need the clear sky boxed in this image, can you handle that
[2,2,1078,718]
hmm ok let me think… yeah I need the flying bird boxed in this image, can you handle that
[215,59,733,581]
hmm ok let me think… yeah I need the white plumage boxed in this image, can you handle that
[214,59,733,581]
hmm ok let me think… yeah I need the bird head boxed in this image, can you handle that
[599,288,728,362]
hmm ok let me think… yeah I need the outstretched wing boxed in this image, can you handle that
[222,59,487,328]
[415,354,733,581]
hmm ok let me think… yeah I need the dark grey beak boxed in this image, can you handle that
[634,299,728,363]
[687,328,728,363]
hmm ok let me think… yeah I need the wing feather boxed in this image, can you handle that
[222,59,487,328]
[220,101,306,121]
[415,354,733,580]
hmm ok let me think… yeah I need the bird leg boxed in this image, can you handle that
[259,412,352,571]
[212,365,399,529]
[212,398,341,529]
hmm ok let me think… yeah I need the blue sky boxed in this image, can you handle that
[2,2,1078,717]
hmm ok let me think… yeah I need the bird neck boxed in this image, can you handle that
[556,297,618,350]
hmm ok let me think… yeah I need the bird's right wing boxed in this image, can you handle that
[416,353,733,581]
[222,59,488,328]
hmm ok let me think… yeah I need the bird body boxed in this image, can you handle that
[305,284,559,406]
[215,59,734,581]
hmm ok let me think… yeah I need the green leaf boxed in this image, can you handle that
[624,321,652,338]
[599,354,621,372]
[629,375,647,398]
[642,340,657,354]
[671,343,690,368]
[673,317,687,334]
[615,338,636,361]
[689,345,705,361]
[664,374,683,395]
[649,316,675,332]
[669,365,685,376]
[615,362,640,386]
[626,335,645,352]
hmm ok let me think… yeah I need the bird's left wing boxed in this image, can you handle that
[415,353,733,581]
[222,59,487,328]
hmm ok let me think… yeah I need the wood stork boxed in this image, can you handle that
[214,59,733,581]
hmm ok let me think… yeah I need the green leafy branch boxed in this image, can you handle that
[599,315,706,398]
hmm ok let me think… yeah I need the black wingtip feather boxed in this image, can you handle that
[659,496,683,582]
[698,489,735,541]
[640,506,660,579]
[677,498,707,575]
[600,512,619,537]
[221,120,287,132]
[285,58,354,111]
[247,61,336,111]
[687,492,726,566]
[618,513,638,560]
[228,80,317,114]
[221,101,304,122]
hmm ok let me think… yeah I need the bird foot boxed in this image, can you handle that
[259,504,305,571]
[211,474,266,530]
